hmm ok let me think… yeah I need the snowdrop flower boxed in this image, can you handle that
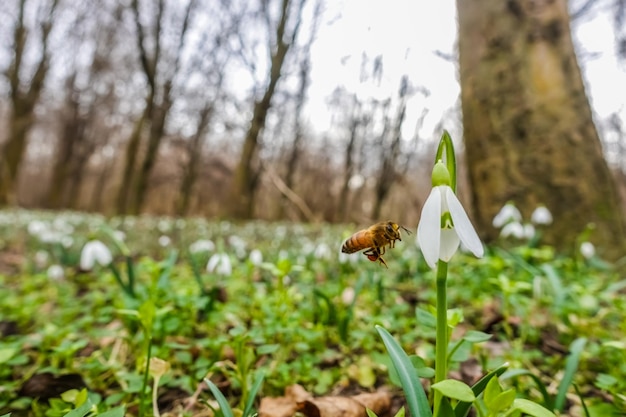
[158,235,171,247]
[500,222,535,239]
[27,220,47,236]
[523,224,536,239]
[580,241,595,259]
[80,240,113,270]
[500,222,525,239]
[228,235,247,258]
[189,239,215,253]
[417,161,484,269]
[206,253,232,276]
[314,243,331,260]
[249,249,263,265]
[113,230,126,242]
[530,205,553,225]
[492,202,522,228]
[47,264,65,280]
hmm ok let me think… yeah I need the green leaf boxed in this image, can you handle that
[431,380,475,402]
[242,370,265,417]
[62,399,92,417]
[439,397,456,417]
[205,378,234,417]
[500,369,552,408]
[486,389,516,413]
[97,406,126,417]
[455,363,508,417]
[366,409,379,417]
[376,326,432,417]
[0,347,17,364]
[393,407,405,417]
[157,249,178,289]
[511,399,556,417]
[461,330,492,343]
[483,375,502,403]
[416,308,436,328]
[555,337,586,412]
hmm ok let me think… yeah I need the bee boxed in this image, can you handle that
[341,221,411,267]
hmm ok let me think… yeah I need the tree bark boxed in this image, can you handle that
[230,0,304,219]
[176,105,213,216]
[457,0,626,259]
[372,76,408,220]
[0,0,57,206]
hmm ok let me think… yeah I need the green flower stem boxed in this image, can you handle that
[139,336,153,417]
[434,259,449,416]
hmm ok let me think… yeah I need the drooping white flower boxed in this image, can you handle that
[530,205,553,225]
[47,264,65,280]
[492,202,522,228]
[580,241,595,259]
[248,249,263,265]
[80,240,113,270]
[417,184,484,269]
[500,222,535,239]
[206,253,232,276]
[158,235,171,247]
[523,224,536,239]
[189,239,215,254]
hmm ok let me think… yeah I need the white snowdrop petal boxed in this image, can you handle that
[531,206,553,225]
[417,187,443,269]
[492,203,522,228]
[445,187,484,258]
[439,228,460,261]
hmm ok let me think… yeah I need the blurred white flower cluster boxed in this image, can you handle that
[492,202,552,240]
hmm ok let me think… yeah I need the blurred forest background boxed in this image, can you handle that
[0,0,625,253]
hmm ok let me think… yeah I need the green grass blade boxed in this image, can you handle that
[376,325,432,417]
[455,363,508,417]
[555,337,587,412]
[242,370,265,417]
[574,384,590,417]
[205,378,235,417]
[157,249,179,289]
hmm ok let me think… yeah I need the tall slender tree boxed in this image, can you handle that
[0,0,58,206]
[457,0,626,259]
[117,0,194,214]
[230,0,306,219]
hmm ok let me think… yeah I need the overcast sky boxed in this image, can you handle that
[303,0,626,143]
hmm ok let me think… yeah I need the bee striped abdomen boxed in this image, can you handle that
[341,230,373,254]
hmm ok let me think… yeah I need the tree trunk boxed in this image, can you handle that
[230,0,303,219]
[338,115,360,223]
[176,105,213,216]
[0,0,57,206]
[372,77,408,220]
[457,0,626,259]
[116,105,149,214]
[130,98,171,215]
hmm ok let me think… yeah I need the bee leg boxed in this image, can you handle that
[368,246,389,268]
[363,248,378,262]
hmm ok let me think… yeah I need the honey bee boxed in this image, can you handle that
[341,221,411,267]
